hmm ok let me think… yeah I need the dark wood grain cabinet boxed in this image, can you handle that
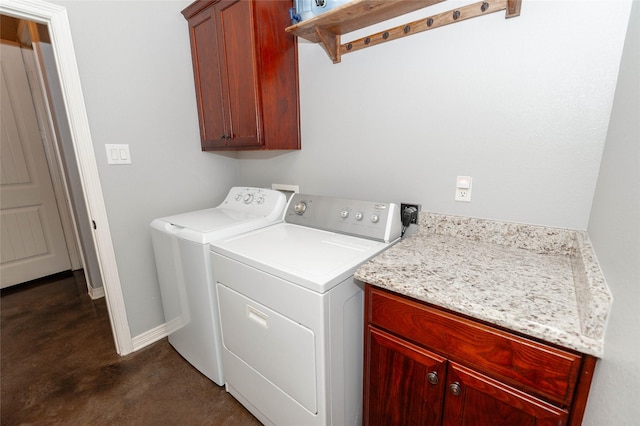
[364,285,598,426]
[182,0,300,151]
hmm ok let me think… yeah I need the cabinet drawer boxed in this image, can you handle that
[366,286,582,406]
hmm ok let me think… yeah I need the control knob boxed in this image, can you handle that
[294,202,307,215]
[371,214,379,223]
[340,210,349,219]
[243,194,253,204]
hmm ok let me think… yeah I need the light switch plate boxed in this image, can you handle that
[105,144,132,165]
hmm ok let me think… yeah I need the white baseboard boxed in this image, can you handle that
[132,322,169,352]
[88,285,105,300]
[88,285,169,353]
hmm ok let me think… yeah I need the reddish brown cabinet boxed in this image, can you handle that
[182,0,300,151]
[364,285,597,426]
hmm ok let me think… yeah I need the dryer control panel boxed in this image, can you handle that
[285,193,401,243]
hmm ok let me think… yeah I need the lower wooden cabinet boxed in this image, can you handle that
[363,285,597,426]
[367,327,446,426]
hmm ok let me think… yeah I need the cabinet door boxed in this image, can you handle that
[186,4,229,148]
[364,327,447,426]
[213,0,262,149]
[442,362,568,426]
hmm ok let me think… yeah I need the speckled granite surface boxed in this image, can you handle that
[355,213,612,357]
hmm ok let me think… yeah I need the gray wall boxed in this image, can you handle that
[239,1,630,230]
[585,1,640,422]
[53,0,238,335]
[38,40,103,291]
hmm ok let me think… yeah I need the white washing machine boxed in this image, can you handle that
[209,193,401,425]
[150,187,286,386]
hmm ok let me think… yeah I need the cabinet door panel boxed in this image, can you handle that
[188,8,227,147]
[217,0,262,148]
[443,363,568,426]
[365,327,446,426]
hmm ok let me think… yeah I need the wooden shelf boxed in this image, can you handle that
[286,0,522,63]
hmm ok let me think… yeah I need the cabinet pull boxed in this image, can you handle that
[427,371,439,385]
[449,382,462,396]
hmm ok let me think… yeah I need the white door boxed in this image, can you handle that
[1,40,71,288]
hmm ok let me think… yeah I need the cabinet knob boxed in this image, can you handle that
[427,372,439,385]
[449,382,462,396]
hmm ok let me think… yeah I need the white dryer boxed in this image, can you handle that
[150,187,286,385]
[210,193,401,425]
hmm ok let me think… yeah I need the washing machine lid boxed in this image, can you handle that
[151,208,275,244]
[210,223,394,293]
[163,208,263,231]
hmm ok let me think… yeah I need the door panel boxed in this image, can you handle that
[443,362,568,426]
[1,41,70,288]
[365,327,447,426]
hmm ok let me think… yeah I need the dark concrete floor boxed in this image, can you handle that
[1,271,260,425]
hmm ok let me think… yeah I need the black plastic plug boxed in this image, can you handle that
[400,203,420,237]
[402,207,418,227]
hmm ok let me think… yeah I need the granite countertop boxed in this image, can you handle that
[355,213,612,358]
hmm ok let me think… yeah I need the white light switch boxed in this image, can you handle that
[105,144,132,165]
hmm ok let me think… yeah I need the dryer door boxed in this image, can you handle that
[217,283,318,414]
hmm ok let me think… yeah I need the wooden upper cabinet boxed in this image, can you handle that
[182,0,300,151]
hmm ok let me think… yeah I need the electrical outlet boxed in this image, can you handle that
[455,188,471,202]
[401,203,421,224]
[455,176,472,202]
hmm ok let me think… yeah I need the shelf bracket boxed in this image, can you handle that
[336,0,521,62]
[315,26,341,64]
[506,0,522,17]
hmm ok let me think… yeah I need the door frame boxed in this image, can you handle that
[1,0,133,355]
[18,29,84,273]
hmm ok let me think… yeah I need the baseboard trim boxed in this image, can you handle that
[132,322,169,352]
[88,285,105,300]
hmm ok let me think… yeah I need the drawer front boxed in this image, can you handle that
[366,286,582,406]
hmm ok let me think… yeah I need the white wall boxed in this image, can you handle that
[585,0,640,422]
[52,0,238,336]
[239,0,631,230]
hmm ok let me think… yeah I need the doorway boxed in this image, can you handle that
[1,17,104,297]
[1,31,77,288]
[0,0,132,355]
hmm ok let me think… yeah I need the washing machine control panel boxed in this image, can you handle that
[219,187,287,220]
[285,194,401,243]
